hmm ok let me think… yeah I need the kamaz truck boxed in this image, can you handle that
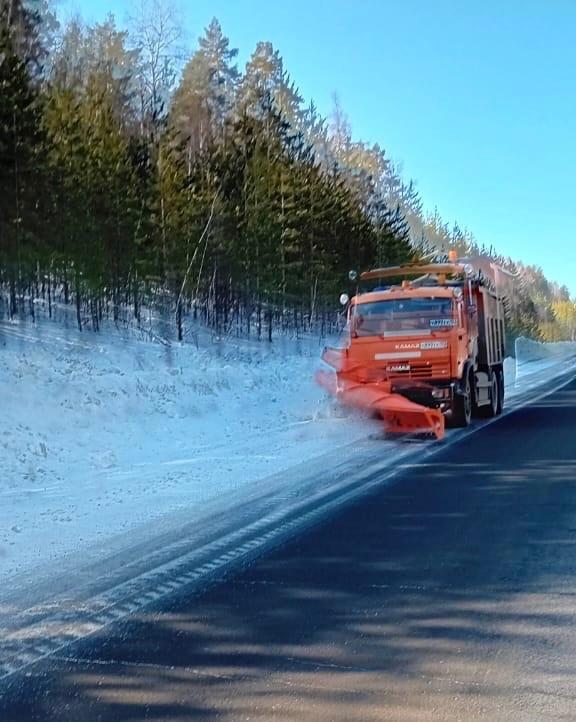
[318,256,507,440]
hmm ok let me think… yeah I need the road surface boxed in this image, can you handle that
[1,378,576,721]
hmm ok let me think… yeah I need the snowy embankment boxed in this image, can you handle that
[0,317,371,581]
[1,319,575,583]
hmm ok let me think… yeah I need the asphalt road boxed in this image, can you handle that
[2,378,576,721]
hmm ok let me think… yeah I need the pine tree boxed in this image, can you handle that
[237,41,303,129]
[50,16,140,128]
[0,2,45,315]
[171,18,238,157]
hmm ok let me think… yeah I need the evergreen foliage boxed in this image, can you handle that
[0,6,572,341]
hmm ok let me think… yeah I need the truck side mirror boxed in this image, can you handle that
[339,293,350,306]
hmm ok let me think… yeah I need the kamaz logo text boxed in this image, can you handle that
[395,343,420,350]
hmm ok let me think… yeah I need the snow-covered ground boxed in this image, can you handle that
[1,317,575,583]
[0,317,373,581]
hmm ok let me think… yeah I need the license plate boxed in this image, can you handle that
[389,364,410,372]
[420,340,448,350]
[430,319,456,328]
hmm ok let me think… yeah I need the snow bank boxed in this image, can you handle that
[0,318,371,580]
[514,336,576,382]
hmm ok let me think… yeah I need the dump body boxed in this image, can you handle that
[319,262,507,439]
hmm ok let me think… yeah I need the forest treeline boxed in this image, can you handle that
[1,0,574,342]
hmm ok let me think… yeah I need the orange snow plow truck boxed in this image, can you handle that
[318,255,506,441]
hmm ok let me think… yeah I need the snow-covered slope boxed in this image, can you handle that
[1,318,574,583]
[0,318,372,580]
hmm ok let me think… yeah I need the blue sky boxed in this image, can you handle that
[56,0,576,294]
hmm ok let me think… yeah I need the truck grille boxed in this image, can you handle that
[407,363,433,378]
[387,362,448,380]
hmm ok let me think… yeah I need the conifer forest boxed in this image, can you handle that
[1,0,575,343]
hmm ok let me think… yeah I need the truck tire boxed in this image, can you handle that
[451,371,473,427]
[478,369,499,419]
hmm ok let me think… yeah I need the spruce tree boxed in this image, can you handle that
[0,3,45,315]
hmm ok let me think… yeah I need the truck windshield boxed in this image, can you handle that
[352,297,455,336]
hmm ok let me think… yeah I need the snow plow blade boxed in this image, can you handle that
[317,349,445,441]
[338,382,445,441]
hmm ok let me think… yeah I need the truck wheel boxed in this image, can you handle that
[478,369,499,419]
[451,372,473,427]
